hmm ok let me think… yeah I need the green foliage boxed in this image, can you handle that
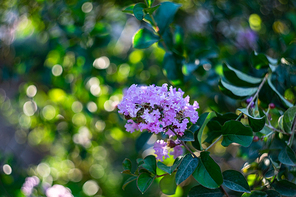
[188,185,224,197]
[159,174,177,195]
[222,170,250,193]
[137,172,156,194]
[175,154,199,185]
[133,28,159,49]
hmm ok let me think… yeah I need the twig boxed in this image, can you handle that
[265,124,287,135]
[171,130,198,158]
[205,135,222,151]
[220,185,230,197]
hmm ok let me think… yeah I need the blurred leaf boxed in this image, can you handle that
[145,0,155,7]
[213,112,239,125]
[157,156,182,175]
[267,76,293,108]
[141,155,157,174]
[242,191,267,197]
[137,158,144,165]
[154,2,181,34]
[122,158,132,171]
[136,131,152,152]
[122,4,135,14]
[272,180,296,196]
[133,28,159,49]
[159,174,177,195]
[223,63,262,87]
[278,146,296,166]
[221,120,253,147]
[175,154,199,185]
[122,176,137,190]
[282,44,296,65]
[133,3,146,20]
[137,172,156,194]
[188,185,224,197]
[179,130,194,141]
[283,106,296,133]
[222,170,250,193]
[195,112,217,150]
[143,5,160,14]
[238,108,266,132]
[219,79,258,99]
[121,170,133,175]
[189,124,200,133]
[163,52,183,85]
[251,51,270,69]
[264,190,281,197]
[193,151,223,189]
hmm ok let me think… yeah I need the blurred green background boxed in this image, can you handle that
[0,0,296,196]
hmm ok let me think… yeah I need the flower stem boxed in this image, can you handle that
[220,185,230,197]
[205,135,222,151]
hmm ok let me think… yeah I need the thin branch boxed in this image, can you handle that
[265,124,287,135]
[220,185,230,197]
[171,130,198,158]
[288,115,296,147]
[156,170,177,178]
[205,135,222,151]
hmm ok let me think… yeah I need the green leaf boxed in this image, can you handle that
[267,76,293,108]
[242,191,267,197]
[251,51,270,69]
[196,112,217,150]
[193,152,223,189]
[137,172,156,194]
[122,158,132,171]
[213,112,239,125]
[145,0,155,7]
[143,5,160,14]
[133,28,159,49]
[153,2,181,34]
[122,176,137,190]
[175,154,199,185]
[278,146,296,166]
[179,130,194,141]
[265,190,281,197]
[223,63,262,87]
[122,4,135,14]
[157,156,182,175]
[163,52,183,85]
[141,155,157,174]
[137,158,144,165]
[221,120,253,147]
[136,131,152,151]
[188,185,224,197]
[272,180,296,196]
[219,79,258,99]
[159,174,177,195]
[283,106,296,133]
[238,108,266,132]
[222,170,250,193]
[121,170,133,175]
[189,124,200,133]
[133,3,146,20]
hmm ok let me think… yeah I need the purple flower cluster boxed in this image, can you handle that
[46,184,73,197]
[246,97,255,108]
[118,84,199,136]
[154,139,183,161]
[236,29,257,50]
[21,176,40,196]
[118,84,199,160]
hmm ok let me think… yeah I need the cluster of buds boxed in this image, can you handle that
[118,84,199,160]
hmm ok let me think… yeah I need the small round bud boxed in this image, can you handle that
[269,103,275,109]
[167,139,176,148]
[253,136,259,142]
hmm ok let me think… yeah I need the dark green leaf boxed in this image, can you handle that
[213,112,239,125]
[122,176,137,190]
[159,174,177,195]
[219,79,258,99]
[141,155,156,174]
[196,112,217,150]
[188,185,224,197]
[143,5,160,14]
[145,0,155,7]
[193,152,223,189]
[122,158,132,171]
[175,154,199,185]
[153,2,181,34]
[242,191,267,197]
[189,124,200,133]
[179,130,194,141]
[133,28,159,49]
[136,131,152,152]
[133,3,146,20]
[251,51,270,69]
[265,190,281,197]
[223,63,262,87]
[267,76,293,108]
[272,180,296,196]
[157,156,182,175]
[283,106,296,133]
[205,120,222,144]
[122,4,135,14]
[221,120,253,147]
[278,146,296,166]
[222,170,250,193]
[121,170,133,175]
[238,108,266,132]
[137,158,144,165]
[163,52,183,85]
[137,172,156,194]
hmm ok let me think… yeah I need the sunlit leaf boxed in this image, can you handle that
[122,4,135,14]
[219,79,258,99]
[133,28,159,49]
[159,174,177,195]
[137,172,156,194]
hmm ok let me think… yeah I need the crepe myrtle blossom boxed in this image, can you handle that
[153,139,183,161]
[246,97,255,108]
[21,176,40,196]
[46,184,73,197]
[118,84,199,136]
